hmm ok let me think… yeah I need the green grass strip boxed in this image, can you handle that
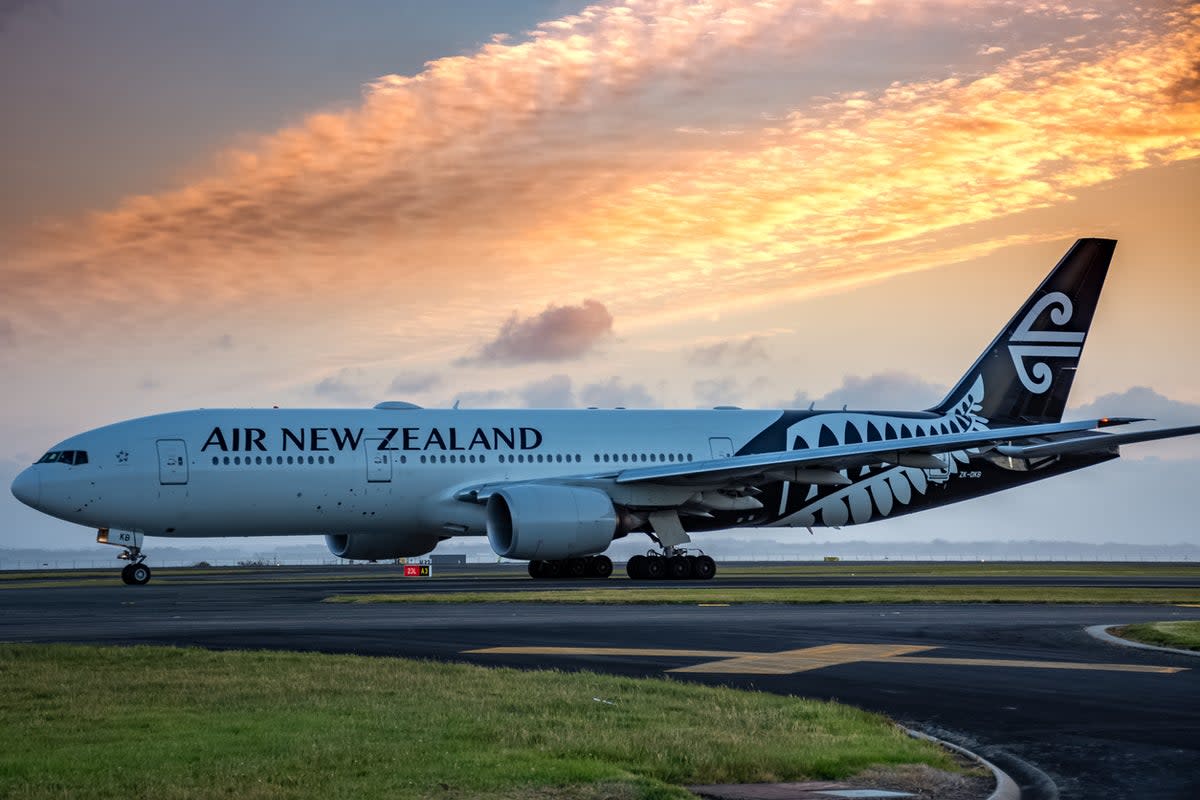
[1111,620,1200,651]
[327,586,1200,605]
[0,644,953,800]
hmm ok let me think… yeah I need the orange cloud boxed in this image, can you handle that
[3,1,1198,348]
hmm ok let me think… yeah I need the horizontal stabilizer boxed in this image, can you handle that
[994,424,1200,459]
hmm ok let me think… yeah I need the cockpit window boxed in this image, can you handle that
[36,450,88,465]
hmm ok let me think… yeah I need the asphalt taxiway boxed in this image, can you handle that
[3,566,1199,799]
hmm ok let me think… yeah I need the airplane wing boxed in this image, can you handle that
[993,424,1200,460]
[611,417,1146,487]
[456,416,1181,503]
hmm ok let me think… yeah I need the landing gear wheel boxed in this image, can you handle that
[590,555,613,579]
[528,560,544,579]
[667,555,692,580]
[120,564,135,585]
[566,558,589,578]
[693,555,716,580]
[644,556,666,580]
[626,555,647,579]
[539,559,562,579]
[128,563,152,585]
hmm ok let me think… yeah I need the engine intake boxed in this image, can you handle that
[486,484,617,561]
[325,532,441,561]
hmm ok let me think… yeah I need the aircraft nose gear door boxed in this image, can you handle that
[156,439,188,485]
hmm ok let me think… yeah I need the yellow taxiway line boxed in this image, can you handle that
[466,643,1187,675]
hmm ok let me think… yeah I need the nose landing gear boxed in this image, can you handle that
[97,528,152,585]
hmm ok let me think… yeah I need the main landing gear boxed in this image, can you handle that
[528,555,614,580]
[97,528,152,585]
[626,548,716,581]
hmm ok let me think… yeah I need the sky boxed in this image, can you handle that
[1,0,1198,553]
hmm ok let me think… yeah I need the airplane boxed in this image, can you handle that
[11,238,1200,585]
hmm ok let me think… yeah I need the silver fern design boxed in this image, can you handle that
[773,376,989,528]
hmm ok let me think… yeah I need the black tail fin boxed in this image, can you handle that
[929,238,1116,425]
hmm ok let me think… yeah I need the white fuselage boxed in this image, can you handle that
[18,407,781,540]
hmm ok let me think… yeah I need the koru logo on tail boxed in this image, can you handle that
[1007,292,1084,393]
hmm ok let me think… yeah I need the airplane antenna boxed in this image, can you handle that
[842,404,847,411]
[452,399,461,409]
[808,401,814,411]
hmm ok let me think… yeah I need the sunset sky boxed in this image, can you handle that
[2,0,1198,552]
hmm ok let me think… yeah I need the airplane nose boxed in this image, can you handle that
[11,468,41,508]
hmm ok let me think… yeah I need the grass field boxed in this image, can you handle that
[327,586,1200,605]
[1112,620,1200,652]
[0,644,960,800]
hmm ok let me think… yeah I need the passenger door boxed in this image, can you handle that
[156,439,189,485]
[365,440,393,483]
[709,437,734,459]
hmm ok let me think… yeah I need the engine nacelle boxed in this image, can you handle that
[486,484,617,561]
[324,532,441,561]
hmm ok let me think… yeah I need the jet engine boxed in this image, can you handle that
[324,532,441,561]
[486,484,617,560]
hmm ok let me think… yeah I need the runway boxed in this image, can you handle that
[3,566,1199,799]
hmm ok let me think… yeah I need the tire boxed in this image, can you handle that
[590,555,613,579]
[540,559,563,579]
[120,564,135,585]
[129,563,152,585]
[528,560,544,579]
[667,555,691,580]
[626,555,647,580]
[566,558,589,578]
[643,556,666,580]
[693,555,716,580]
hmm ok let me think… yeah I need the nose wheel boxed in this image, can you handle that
[121,561,152,585]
